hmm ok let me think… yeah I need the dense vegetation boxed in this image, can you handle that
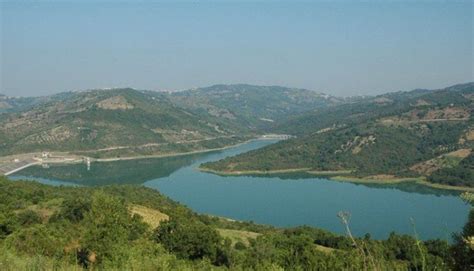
[271,83,473,136]
[429,154,474,187]
[202,83,474,187]
[0,88,247,157]
[0,85,338,157]
[169,84,342,131]
[0,94,50,114]
[1,176,471,270]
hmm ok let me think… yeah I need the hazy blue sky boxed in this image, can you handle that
[1,1,472,97]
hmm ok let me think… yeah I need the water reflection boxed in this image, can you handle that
[14,153,206,186]
[11,140,469,240]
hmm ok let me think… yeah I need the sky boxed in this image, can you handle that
[1,0,473,97]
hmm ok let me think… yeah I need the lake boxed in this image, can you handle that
[11,140,470,240]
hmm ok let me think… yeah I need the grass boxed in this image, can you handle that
[461,192,474,204]
[0,247,81,271]
[217,229,260,246]
[314,244,336,254]
[129,204,169,229]
[218,228,336,253]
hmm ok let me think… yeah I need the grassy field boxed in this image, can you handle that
[217,229,261,246]
[129,204,169,229]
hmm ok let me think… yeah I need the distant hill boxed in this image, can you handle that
[0,85,337,157]
[270,82,473,135]
[169,84,342,131]
[0,94,49,114]
[0,88,245,157]
[201,83,474,187]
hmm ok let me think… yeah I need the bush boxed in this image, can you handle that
[17,210,42,226]
[153,217,221,262]
[5,224,63,257]
[58,197,91,223]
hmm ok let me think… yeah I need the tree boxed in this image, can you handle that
[79,191,140,267]
[452,209,474,270]
[58,197,91,223]
[153,217,221,262]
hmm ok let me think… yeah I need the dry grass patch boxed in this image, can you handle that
[97,96,134,110]
[445,148,471,158]
[129,204,169,229]
[217,229,260,246]
[314,244,336,254]
[466,130,474,141]
[410,149,470,175]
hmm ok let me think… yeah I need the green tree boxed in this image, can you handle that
[58,197,91,223]
[452,209,474,270]
[153,217,221,262]
[80,191,141,267]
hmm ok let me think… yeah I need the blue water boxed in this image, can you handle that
[12,140,470,240]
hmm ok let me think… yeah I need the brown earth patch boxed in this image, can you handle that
[129,204,169,229]
[445,148,471,158]
[97,96,134,110]
[410,149,471,175]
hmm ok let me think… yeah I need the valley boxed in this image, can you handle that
[201,83,474,190]
[1,83,473,270]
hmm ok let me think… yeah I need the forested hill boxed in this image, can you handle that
[0,85,338,157]
[0,88,246,157]
[202,83,474,187]
[169,84,343,131]
[1,176,472,270]
[269,82,474,136]
[0,95,49,114]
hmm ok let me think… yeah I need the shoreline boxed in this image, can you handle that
[92,135,282,162]
[198,167,314,176]
[2,137,275,175]
[198,167,474,192]
[93,139,255,162]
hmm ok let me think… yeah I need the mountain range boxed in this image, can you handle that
[0,85,336,157]
[2,83,473,187]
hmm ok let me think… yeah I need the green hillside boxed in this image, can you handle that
[201,83,474,187]
[0,95,49,114]
[270,83,473,135]
[0,88,245,157]
[169,84,342,131]
[1,176,470,270]
[0,85,338,157]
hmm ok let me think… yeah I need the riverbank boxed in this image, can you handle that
[198,167,314,176]
[1,137,271,176]
[331,176,474,192]
[93,138,257,162]
[198,166,474,192]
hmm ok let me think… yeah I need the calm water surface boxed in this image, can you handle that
[12,140,470,240]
